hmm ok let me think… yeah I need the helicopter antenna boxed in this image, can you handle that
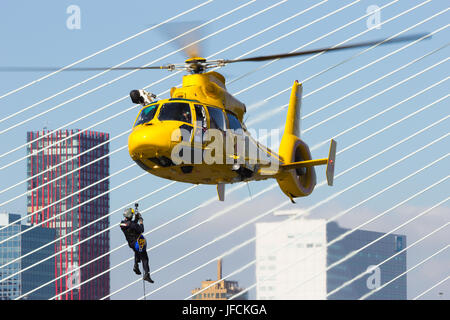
[246,182,253,200]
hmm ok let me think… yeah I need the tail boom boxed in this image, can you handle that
[276,80,336,201]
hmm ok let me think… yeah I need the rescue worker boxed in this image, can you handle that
[120,204,154,283]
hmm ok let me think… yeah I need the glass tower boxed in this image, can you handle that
[0,213,55,300]
[26,129,110,300]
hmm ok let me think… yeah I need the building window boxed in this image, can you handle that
[395,236,403,252]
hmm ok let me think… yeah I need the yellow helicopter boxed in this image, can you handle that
[4,33,427,202]
[127,67,334,203]
[123,34,425,202]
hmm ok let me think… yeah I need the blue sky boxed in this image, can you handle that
[0,0,448,300]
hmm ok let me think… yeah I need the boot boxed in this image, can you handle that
[143,273,154,283]
[133,263,141,275]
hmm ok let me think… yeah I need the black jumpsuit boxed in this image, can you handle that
[120,215,150,276]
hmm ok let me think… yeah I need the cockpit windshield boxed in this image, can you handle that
[134,104,158,127]
[158,102,192,124]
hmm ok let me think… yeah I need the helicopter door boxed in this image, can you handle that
[193,104,207,146]
[205,106,227,165]
[225,112,243,163]
[225,112,255,179]
[191,104,207,164]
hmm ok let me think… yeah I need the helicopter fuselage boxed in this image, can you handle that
[128,72,282,185]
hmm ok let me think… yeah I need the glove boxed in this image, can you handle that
[135,211,142,221]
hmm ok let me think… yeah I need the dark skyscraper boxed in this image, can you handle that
[26,129,110,300]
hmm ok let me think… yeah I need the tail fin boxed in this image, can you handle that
[284,80,303,138]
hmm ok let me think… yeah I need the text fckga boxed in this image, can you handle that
[182,303,267,318]
[171,127,281,171]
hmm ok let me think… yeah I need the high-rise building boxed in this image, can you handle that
[26,129,110,300]
[191,259,248,300]
[255,212,407,300]
[0,212,55,300]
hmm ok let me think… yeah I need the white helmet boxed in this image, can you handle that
[123,208,134,219]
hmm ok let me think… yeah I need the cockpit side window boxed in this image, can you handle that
[134,104,158,127]
[158,102,192,124]
[226,112,243,131]
[207,107,226,131]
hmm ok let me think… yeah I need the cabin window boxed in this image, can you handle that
[226,112,242,131]
[207,106,226,131]
[158,102,192,124]
[134,104,158,127]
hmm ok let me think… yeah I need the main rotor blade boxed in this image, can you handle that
[0,66,172,72]
[158,21,206,59]
[222,33,431,64]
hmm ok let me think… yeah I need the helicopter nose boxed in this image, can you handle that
[128,125,173,160]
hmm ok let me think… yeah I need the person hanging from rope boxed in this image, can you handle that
[120,203,154,283]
